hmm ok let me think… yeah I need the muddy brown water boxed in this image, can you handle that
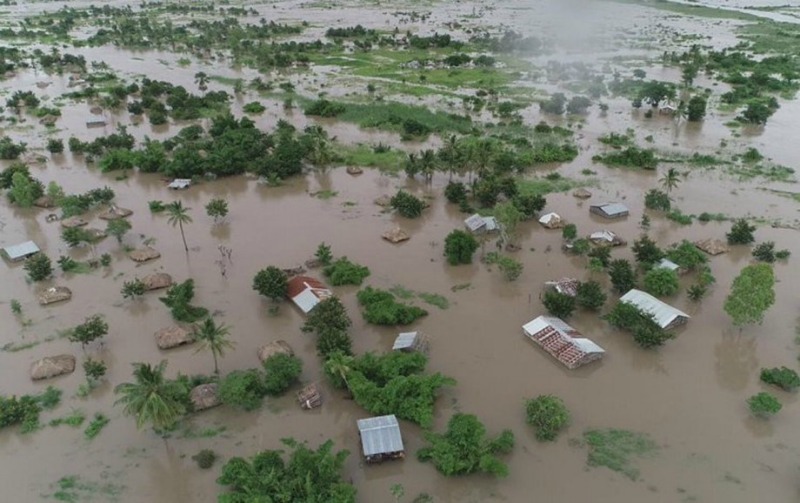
[2,1,800,502]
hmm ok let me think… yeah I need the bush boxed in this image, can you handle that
[632,235,664,266]
[666,240,707,271]
[686,96,707,122]
[608,259,636,294]
[356,287,428,325]
[726,219,755,245]
[576,281,606,310]
[643,268,679,297]
[159,279,209,323]
[605,302,674,349]
[594,147,658,170]
[305,99,346,117]
[512,193,546,218]
[525,395,570,441]
[561,223,577,241]
[644,189,670,211]
[444,230,478,265]
[252,267,288,302]
[317,329,353,358]
[24,253,52,282]
[752,242,788,263]
[192,449,217,469]
[46,138,64,154]
[122,278,147,299]
[760,367,800,392]
[262,353,302,396]
[444,181,467,204]
[323,257,370,286]
[747,392,781,418]
[219,369,267,411]
[390,190,425,218]
[485,252,523,281]
[242,101,266,114]
[542,290,576,319]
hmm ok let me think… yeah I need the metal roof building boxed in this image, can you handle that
[356,414,405,463]
[589,229,625,247]
[620,289,689,330]
[538,212,563,229]
[286,276,333,314]
[464,214,499,234]
[168,179,192,190]
[522,316,605,369]
[544,278,579,297]
[2,241,40,262]
[655,258,681,272]
[589,202,629,219]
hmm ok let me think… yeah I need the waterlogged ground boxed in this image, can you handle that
[1,0,800,502]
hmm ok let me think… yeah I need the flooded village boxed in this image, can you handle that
[1,0,800,501]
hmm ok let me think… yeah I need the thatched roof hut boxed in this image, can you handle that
[382,227,410,244]
[538,212,564,229]
[34,196,56,209]
[142,273,173,291]
[257,340,294,363]
[346,166,363,175]
[38,286,72,305]
[30,354,76,380]
[129,247,161,263]
[374,195,392,207]
[155,325,195,349]
[98,206,133,220]
[61,216,88,228]
[297,383,322,410]
[572,188,593,199]
[190,383,221,411]
[695,238,729,256]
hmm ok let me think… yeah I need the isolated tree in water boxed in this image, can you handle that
[724,263,775,327]
[114,361,187,437]
[659,167,681,193]
[166,201,192,252]
[193,318,235,375]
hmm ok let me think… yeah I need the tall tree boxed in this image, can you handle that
[193,318,235,375]
[724,263,775,326]
[194,71,209,93]
[659,167,680,193]
[166,201,192,252]
[114,361,187,435]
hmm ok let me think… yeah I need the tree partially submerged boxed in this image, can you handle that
[68,314,108,349]
[262,353,302,396]
[324,257,371,286]
[356,287,428,325]
[724,263,775,326]
[418,413,514,477]
[542,290,576,319]
[525,395,570,441]
[217,439,355,503]
[444,229,479,265]
[159,279,209,322]
[252,267,288,302]
[605,302,674,349]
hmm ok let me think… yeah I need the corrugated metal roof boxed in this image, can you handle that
[591,202,629,217]
[656,258,680,271]
[483,216,499,232]
[620,289,689,329]
[522,316,605,369]
[357,415,404,456]
[590,230,616,242]
[573,338,605,353]
[392,332,418,350]
[538,212,561,225]
[168,179,192,189]
[464,214,486,232]
[2,241,40,261]
[523,315,578,339]
[292,289,321,314]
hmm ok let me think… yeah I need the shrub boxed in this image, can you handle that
[242,102,266,114]
[643,268,679,297]
[122,278,147,299]
[219,369,267,411]
[666,240,707,271]
[562,224,577,241]
[632,235,664,266]
[192,449,217,469]
[760,367,800,392]
[605,302,674,349]
[576,281,606,310]
[252,267,288,302]
[68,315,108,348]
[747,392,781,418]
[315,242,333,266]
[525,395,570,441]
[323,257,370,286]
[485,252,523,281]
[726,219,755,245]
[444,181,467,204]
[390,190,425,218]
[444,230,479,265]
[356,287,428,325]
[644,189,670,211]
[542,290,576,319]
[24,253,52,282]
[305,99,346,117]
[686,96,707,122]
[159,279,209,323]
[608,259,636,294]
[512,193,546,218]
[262,353,302,396]
[46,138,64,154]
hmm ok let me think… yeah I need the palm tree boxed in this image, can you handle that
[324,351,354,389]
[114,361,187,435]
[660,167,681,193]
[194,71,209,93]
[419,149,438,183]
[166,201,192,252]
[193,318,235,375]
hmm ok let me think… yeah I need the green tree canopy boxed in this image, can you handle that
[252,266,288,302]
[724,263,775,326]
[114,361,187,433]
[444,229,479,265]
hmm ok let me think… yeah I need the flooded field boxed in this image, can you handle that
[1,0,800,502]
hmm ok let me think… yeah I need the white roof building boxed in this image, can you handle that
[357,414,405,462]
[2,241,40,262]
[464,214,499,234]
[590,202,629,219]
[287,276,333,314]
[522,315,605,369]
[620,289,689,330]
[168,179,192,190]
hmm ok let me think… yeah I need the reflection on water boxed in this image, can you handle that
[715,331,758,392]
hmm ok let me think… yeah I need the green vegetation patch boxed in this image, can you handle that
[46,474,125,503]
[516,176,592,197]
[583,428,658,480]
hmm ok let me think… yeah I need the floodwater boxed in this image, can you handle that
[1,1,800,502]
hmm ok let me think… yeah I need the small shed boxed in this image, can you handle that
[573,188,593,199]
[620,289,689,330]
[382,227,410,244]
[257,340,294,363]
[287,276,333,314]
[655,258,681,273]
[392,332,428,353]
[30,354,76,380]
[522,316,605,369]
[589,230,626,247]
[464,214,499,234]
[38,286,72,305]
[695,238,728,256]
[538,212,564,229]
[544,278,579,297]
[86,120,106,128]
[357,414,405,463]
[2,241,40,262]
[590,202,629,219]
[297,383,322,410]
[168,179,192,190]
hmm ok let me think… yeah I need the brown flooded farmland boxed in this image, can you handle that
[1,0,799,502]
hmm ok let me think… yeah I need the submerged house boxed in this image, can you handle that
[168,178,192,190]
[544,278,579,297]
[589,229,626,247]
[522,316,605,369]
[620,289,689,330]
[538,212,564,229]
[392,331,428,353]
[589,202,629,219]
[356,414,405,463]
[287,276,333,314]
[2,241,40,262]
[464,214,499,234]
[655,258,681,273]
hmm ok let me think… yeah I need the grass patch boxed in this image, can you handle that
[47,474,125,503]
[208,75,241,86]
[1,339,40,352]
[517,177,592,197]
[728,164,795,182]
[336,100,474,137]
[312,189,338,200]
[84,413,110,440]
[179,424,227,439]
[335,143,406,174]
[389,285,416,300]
[607,0,760,21]
[583,428,658,480]
[49,409,86,428]
[417,292,450,310]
